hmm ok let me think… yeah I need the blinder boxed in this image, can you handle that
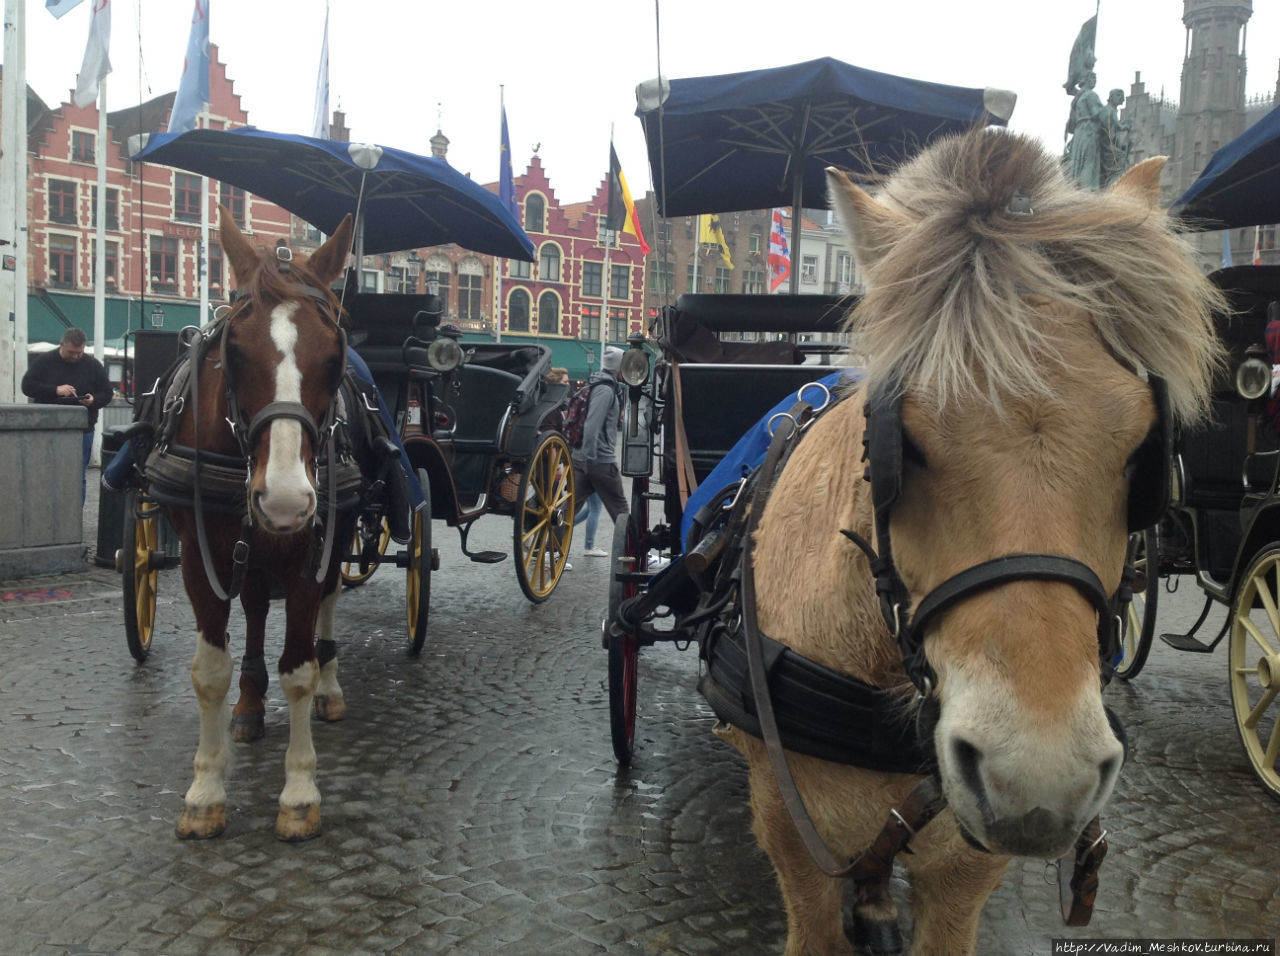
[857,375,1167,693]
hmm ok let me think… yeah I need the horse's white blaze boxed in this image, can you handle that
[935,666,1124,857]
[185,634,233,808]
[256,303,316,531]
[278,660,321,809]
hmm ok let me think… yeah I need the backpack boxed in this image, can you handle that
[562,380,609,448]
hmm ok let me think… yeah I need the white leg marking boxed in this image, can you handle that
[278,659,321,810]
[185,634,233,808]
[259,303,316,529]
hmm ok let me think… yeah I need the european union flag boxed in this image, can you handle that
[499,105,517,220]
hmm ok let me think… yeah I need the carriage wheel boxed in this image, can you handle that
[1116,528,1159,681]
[513,431,576,603]
[608,512,641,767]
[121,490,159,663]
[341,515,389,588]
[406,469,432,656]
[1228,547,1280,803]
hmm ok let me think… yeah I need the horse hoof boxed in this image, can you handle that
[230,712,265,742]
[275,804,322,842]
[176,803,227,840]
[313,694,347,722]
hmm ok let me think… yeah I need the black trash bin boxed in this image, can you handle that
[96,426,130,568]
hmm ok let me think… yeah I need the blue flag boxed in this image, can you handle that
[1222,231,1234,270]
[168,0,210,134]
[499,105,517,219]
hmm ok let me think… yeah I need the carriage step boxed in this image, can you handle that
[1159,632,1218,652]
[466,550,507,564]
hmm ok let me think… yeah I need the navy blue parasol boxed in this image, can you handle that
[130,126,535,260]
[1172,104,1280,230]
[635,56,1015,219]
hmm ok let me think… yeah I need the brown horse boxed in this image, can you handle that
[165,207,355,841]
[723,130,1225,952]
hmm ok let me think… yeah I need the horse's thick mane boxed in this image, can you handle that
[847,128,1226,425]
[236,246,341,322]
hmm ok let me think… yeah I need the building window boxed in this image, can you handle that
[655,221,671,244]
[597,217,619,246]
[174,173,202,223]
[1263,224,1277,251]
[458,272,484,322]
[524,194,545,233]
[93,241,119,289]
[582,261,603,297]
[49,235,76,288]
[538,292,560,334]
[72,130,95,164]
[91,187,119,231]
[714,267,731,294]
[610,264,630,300]
[649,261,674,294]
[424,254,451,311]
[48,179,77,225]
[687,262,713,293]
[580,305,601,342]
[743,269,765,295]
[361,269,381,293]
[209,242,224,296]
[801,255,818,284]
[836,252,853,287]
[608,308,628,342]
[150,235,178,292]
[748,230,762,254]
[508,288,531,333]
[219,183,246,227]
[510,258,531,279]
[539,243,561,283]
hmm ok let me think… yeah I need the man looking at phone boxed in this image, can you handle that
[22,327,113,504]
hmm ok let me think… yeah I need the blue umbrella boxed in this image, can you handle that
[1172,103,1280,230]
[635,56,1015,218]
[130,126,535,260]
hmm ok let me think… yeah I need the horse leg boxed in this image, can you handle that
[732,730,853,956]
[176,585,233,840]
[274,585,324,842]
[312,588,346,722]
[902,832,1008,956]
[231,574,270,742]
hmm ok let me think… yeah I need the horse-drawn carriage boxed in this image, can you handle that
[1112,104,1280,804]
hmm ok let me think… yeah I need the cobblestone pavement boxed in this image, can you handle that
[0,474,1274,954]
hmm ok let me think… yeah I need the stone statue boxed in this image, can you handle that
[1101,88,1131,187]
[1065,71,1106,190]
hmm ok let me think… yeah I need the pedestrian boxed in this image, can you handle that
[576,493,605,556]
[22,327,113,504]
[571,346,628,528]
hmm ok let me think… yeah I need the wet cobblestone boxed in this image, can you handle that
[0,476,1274,953]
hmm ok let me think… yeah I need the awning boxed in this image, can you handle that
[26,292,203,347]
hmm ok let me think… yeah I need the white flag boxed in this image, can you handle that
[311,6,330,139]
[46,0,86,18]
[72,0,111,109]
[168,0,210,134]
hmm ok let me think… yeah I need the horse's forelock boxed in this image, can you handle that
[846,127,1227,426]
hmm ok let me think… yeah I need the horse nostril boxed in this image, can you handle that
[951,737,985,797]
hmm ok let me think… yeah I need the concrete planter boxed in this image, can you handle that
[0,404,88,579]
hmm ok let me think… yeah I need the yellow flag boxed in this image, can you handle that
[699,214,734,270]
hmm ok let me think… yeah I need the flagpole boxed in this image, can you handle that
[496,85,505,344]
[199,112,210,327]
[692,216,700,294]
[601,127,615,364]
[90,78,108,462]
[0,0,28,404]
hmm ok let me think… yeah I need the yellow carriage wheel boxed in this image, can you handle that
[1228,547,1280,803]
[121,490,159,663]
[406,469,432,656]
[1116,528,1159,681]
[513,432,576,603]
[341,516,390,587]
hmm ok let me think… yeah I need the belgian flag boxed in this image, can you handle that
[606,144,651,256]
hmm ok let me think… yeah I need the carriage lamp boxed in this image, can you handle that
[149,304,165,328]
[427,327,464,372]
[1236,351,1271,400]
[619,334,650,387]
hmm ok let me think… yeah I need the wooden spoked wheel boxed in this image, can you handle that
[1116,528,1159,681]
[121,490,159,663]
[1228,547,1280,803]
[406,469,432,656]
[608,512,641,767]
[513,431,575,603]
[341,515,389,588]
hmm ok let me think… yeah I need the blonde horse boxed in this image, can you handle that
[721,129,1225,953]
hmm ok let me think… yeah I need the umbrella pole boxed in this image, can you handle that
[789,170,802,295]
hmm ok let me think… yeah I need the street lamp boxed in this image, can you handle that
[150,304,165,328]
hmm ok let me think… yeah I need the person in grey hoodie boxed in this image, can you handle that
[571,346,628,521]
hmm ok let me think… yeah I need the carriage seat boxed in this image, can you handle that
[1180,395,1253,512]
[346,292,444,375]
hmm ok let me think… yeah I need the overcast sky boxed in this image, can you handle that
[10,0,1280,206]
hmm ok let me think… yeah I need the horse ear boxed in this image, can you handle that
[826,166,908,272]
[1109,156,1166,208]
[308,214,354,285]
[219,204,259,286]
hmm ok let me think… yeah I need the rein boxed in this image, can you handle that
[737,391,1111,933]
